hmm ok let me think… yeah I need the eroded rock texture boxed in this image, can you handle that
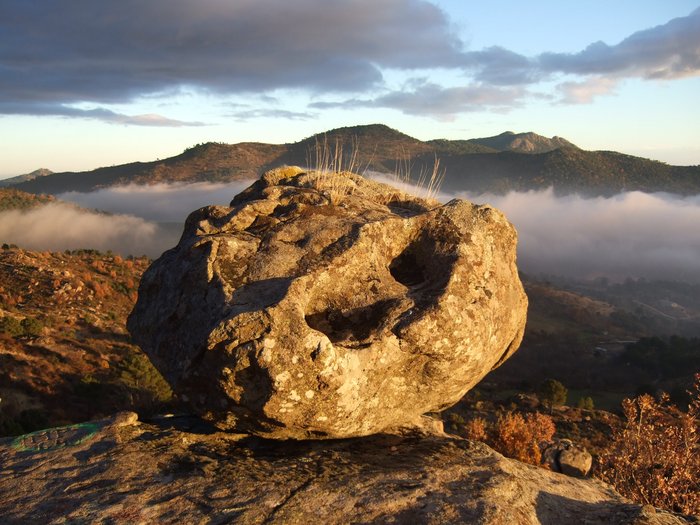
[0,416,695,525]
[128,167,528,438]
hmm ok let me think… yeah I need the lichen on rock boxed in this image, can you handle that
[127,167,528,439]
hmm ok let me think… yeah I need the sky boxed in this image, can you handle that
[1,0,699,178]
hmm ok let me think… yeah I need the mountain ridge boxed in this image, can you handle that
[0,168,54,187]
[11,124,700,196]
[469,131,579,154]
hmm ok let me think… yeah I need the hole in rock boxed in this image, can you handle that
[305,300,395,344]
[389,247,426,287]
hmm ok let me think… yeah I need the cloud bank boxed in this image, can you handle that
[5,179,700,283]
[2,181,256,257]
[458,188,700,283]
[58,180,255,223]
[0,0,463,122]
[1,2,698,121]
[0,203,173,257]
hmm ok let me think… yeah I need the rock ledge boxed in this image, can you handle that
[1,414,696,524]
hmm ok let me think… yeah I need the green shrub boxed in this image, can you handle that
[118,353,172,413]
[576,396,595,410]
[0,316,23,337]
[20,317,44,337]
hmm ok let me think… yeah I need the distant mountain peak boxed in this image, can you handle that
[469,131,578,154]
[0,168,54,187]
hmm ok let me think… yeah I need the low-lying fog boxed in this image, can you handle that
[1,178,699,283]
[457,188,700,283]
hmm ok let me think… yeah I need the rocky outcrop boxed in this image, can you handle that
[0,414,695,524]
[128,167,528,439]
[543,439,594,478]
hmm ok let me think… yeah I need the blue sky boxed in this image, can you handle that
[1,0,699,178]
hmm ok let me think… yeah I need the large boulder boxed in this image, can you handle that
[127,167,528,439]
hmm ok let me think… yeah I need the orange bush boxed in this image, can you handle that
[463,417,488,442]
[597,374,700,515]
[493,411,556,465]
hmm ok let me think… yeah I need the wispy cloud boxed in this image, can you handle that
[58,180,256,223]
[0,102,203,127]
[459,188,700,282]
[228,108,316,122]
[556,77,619,104]
[368,173,700,282]
[311,81,528,119]
[7,177,700,282]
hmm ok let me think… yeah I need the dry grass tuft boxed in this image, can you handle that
[305,135,363,203]
[390,153,445,202]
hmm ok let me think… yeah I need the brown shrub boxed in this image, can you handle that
[493,411,555,465]
[90,260,106,274]
[597,374,700,515]
[463,417,488,442]
[86,278,110,299]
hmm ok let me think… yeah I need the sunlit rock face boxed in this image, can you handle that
[128,167,527,439]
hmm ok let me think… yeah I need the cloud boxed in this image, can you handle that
[1,2,697,121]
[0,102,203,126]
[314,7,700,115]
[57,180,256,223]
[3,181,259,257]
[556,77,619,104]
[462,46,540,85]
[0,203,174,257]
[538,7,700,80]
[0,0,465,119]
[368,173,700,282]
[228,108,316,122]
[311,81,527,119]
[456,188,700,283]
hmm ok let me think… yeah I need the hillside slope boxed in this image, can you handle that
[0,247,170,436]
[12,124,700,196]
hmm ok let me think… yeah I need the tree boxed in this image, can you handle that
[539,378,568,413]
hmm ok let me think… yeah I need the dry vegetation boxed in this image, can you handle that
[305,135,445,204]
[462,411,556,465]
[0,246,172,436]
[597,376,700,515]
[447,379,700,516]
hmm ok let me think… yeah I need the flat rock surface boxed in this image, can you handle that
[1,414,695,525]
